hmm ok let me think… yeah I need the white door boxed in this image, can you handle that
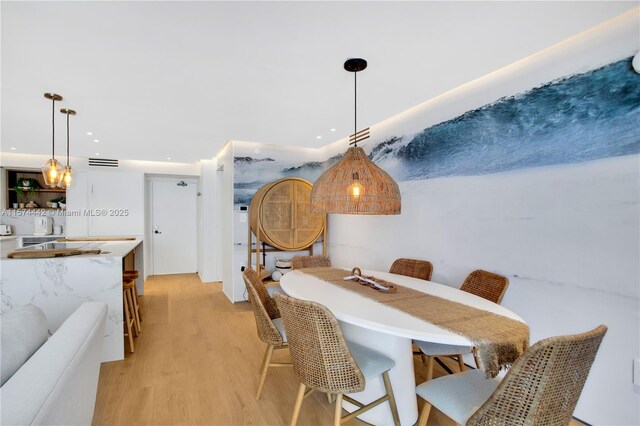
[151,179,197,275]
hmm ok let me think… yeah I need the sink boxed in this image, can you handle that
[15,242,103,251]
[20,236,60,247]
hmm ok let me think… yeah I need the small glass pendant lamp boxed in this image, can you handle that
[310,58,401,215]
[41,93,64,187]
[60,108,76,188]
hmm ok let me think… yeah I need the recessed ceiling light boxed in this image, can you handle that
[93,139,99,143]
[86,132,93,136]
[94,152,100,156]
[10,147,16,150]
[316,136,322,139]
[167,157,172,160]
[330,128,336,132]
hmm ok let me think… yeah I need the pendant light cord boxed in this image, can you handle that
[354,71,357,147]
[51,97,56,159]
[66,112,70,166]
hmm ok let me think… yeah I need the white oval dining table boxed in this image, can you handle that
[280,268,526,426]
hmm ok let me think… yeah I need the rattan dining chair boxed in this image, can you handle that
[242,268,292,399]
[291,255,331,269]
[460,269,509,305]
[416,325,607,426]
[274,293,400,426]
[415,269,510,378]
[389,258,433,281]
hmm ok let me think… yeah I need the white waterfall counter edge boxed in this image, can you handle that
[0,238,143,362]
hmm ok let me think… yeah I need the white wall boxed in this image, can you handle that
[217,142,236,301]
[198,159,220,283]
[328,156,639,424]
[86,170,145,236]
[0,210,66,235]
[65,170,89,236]
[326,12,639,425]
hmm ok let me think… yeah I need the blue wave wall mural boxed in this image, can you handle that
[234,57,640,205]
[372,58,640,181]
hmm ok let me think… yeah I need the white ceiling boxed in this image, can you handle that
[1,1,636,163]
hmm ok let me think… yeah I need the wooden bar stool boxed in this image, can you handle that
[123,270,142,322]
[123,270,140,280]
[123,274,142,335]
[123,279,137,353]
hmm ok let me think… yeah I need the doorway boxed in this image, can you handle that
[149,177,198,275]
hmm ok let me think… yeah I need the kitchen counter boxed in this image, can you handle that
[0,234,65,256]
[0,237,144,362]
[1,238,141,259]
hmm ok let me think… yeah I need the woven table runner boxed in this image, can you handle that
[300,267,529,378]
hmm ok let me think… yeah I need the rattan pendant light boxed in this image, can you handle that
[310,58,401,215]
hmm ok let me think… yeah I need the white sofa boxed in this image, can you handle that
[1,302,107,425]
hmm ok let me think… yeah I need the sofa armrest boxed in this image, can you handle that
[1,302,107,426]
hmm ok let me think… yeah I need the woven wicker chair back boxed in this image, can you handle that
[274,293,366,394]
[244,267,279,319]
[460,270,509,304]
[389,258,433,281]
[242,268,283,346]
[291,255,331,270]
[468,325,607,426]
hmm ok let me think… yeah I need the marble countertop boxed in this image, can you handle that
[94,238,142,258]
[1,237,142,260]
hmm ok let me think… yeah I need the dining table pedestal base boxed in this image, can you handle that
[340,322,417,426]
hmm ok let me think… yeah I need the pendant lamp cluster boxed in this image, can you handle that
[41,93,75,189]
[310,58,401,215]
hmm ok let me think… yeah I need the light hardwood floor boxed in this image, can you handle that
[93,274,582,426]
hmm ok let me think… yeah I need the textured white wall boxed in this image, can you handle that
[326,12,640,425]
[328,155,639,424]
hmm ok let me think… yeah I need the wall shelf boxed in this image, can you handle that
[4,168,67,209]
[8,188,67,193]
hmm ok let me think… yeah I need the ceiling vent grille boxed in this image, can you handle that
[88,158,118,167]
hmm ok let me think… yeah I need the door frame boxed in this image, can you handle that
[144,174,199,277]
